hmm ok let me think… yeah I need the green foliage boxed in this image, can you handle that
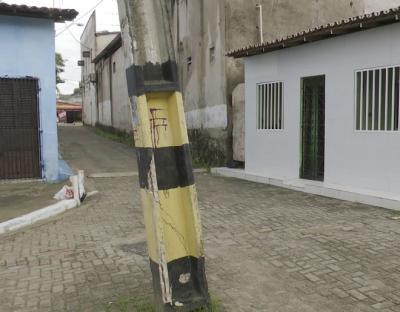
[189,129,226,168]
[94,123,135,147]
[56,52,65,85]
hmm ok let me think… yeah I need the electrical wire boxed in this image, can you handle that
[66,25,91,50]
[55,0,105,37]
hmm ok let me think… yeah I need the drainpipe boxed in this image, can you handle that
[256,4,263,44]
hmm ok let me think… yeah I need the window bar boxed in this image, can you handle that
[385,68,389,131]
[392,67,396,131]
[269,84,272,130]
[266,84,272,129]
[372,70,375,131]
[274,82,276,129]
[360,71,364,130]
[272,83,275,130]
[378,69,382,131]
[259,85,262,129]
[366,70,369,131]
[263,84,266,129]
[278,83,281,129]
[398,67,400,131]
[280,82,283,129]
[265,84,268,129]
[276,83,279,129]
[257,85,260,129]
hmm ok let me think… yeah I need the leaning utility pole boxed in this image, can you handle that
[117,0,210,311]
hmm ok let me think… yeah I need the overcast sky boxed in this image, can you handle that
[3,0,120,94]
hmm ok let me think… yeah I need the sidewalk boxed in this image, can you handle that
[0,180,64,223]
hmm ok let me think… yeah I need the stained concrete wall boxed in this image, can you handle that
[81,12,97,127]
[96,58,112,127]
[232,83,245,162]
[81,11,118,127]
[110,48,131,132]
[95,47,131,132]
[0,15,59,181]
[170,0,367,163]
[244,22,400,197]
[364,0,400,12]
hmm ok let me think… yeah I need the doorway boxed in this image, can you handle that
[300,75,325,181]
[0,77,41,179]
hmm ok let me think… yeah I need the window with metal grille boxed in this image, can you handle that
[355,66,400,131]
[256,81,284,130]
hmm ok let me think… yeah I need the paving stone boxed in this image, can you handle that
[1,126,400,311]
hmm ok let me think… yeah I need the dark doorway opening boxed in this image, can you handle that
[300,75,325,181]
[0,77,41,179]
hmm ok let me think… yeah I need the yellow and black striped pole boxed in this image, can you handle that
[119,0,210,310]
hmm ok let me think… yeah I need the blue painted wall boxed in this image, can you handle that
[0,15,59,182]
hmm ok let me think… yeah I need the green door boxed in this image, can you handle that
[301,75,325,181]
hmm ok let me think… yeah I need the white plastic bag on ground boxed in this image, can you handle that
[54,185,74,200]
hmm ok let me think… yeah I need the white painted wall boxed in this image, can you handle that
[364,0,400,12]
[245,23,400,196]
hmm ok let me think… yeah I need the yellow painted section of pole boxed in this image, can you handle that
[134,92,189,149]
[140,185,203,264]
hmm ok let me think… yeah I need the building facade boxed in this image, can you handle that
[92,34,132,133]
[225,8,400,209]
[80,11,119,128]
[0,3,77,181]
[168,0,367,164]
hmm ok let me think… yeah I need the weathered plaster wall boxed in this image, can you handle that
[171,0,367,163]
[94,47,131,132]
[232,83,245,162]
[96,32,118,54]
[172,0,227,130]
[81,11,118,128]
[96,59,112,127]
[81,12,97,127]
[0,15,59,181]
[110,48,131,132]
[364,0,400,12]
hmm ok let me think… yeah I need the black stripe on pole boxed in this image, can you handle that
[136,145,195,190]
[126,60,180,97]
[150,257,210,311]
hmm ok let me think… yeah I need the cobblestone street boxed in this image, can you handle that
[1,126,400,311]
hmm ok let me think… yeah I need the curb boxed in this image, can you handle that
[0,199,78,235]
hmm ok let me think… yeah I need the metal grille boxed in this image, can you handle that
[356,66,400,131]
[257,81,283,130]
[301,76,325,182]
[0,77,41,179]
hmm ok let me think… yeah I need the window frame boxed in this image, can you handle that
[256,80,285,132]
[354,64,400,133]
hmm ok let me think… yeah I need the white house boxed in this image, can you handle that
[220,7,400,210]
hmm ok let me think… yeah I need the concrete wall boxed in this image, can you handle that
[244,22,400,197]
[96,58,112,127]
[81,12,97,127]
[95,48,131,132]
[232,83,245,162]
[365,0,400,12]
[0,15,58,181]
[170,0,367,163]
[110,48,131,132]
[81,11,118,128]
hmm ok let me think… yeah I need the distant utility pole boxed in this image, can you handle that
[117,0,210,311]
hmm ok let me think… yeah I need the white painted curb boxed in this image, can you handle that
[0,199,77,235]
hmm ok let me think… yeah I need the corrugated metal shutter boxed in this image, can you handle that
[0,77,41,179]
